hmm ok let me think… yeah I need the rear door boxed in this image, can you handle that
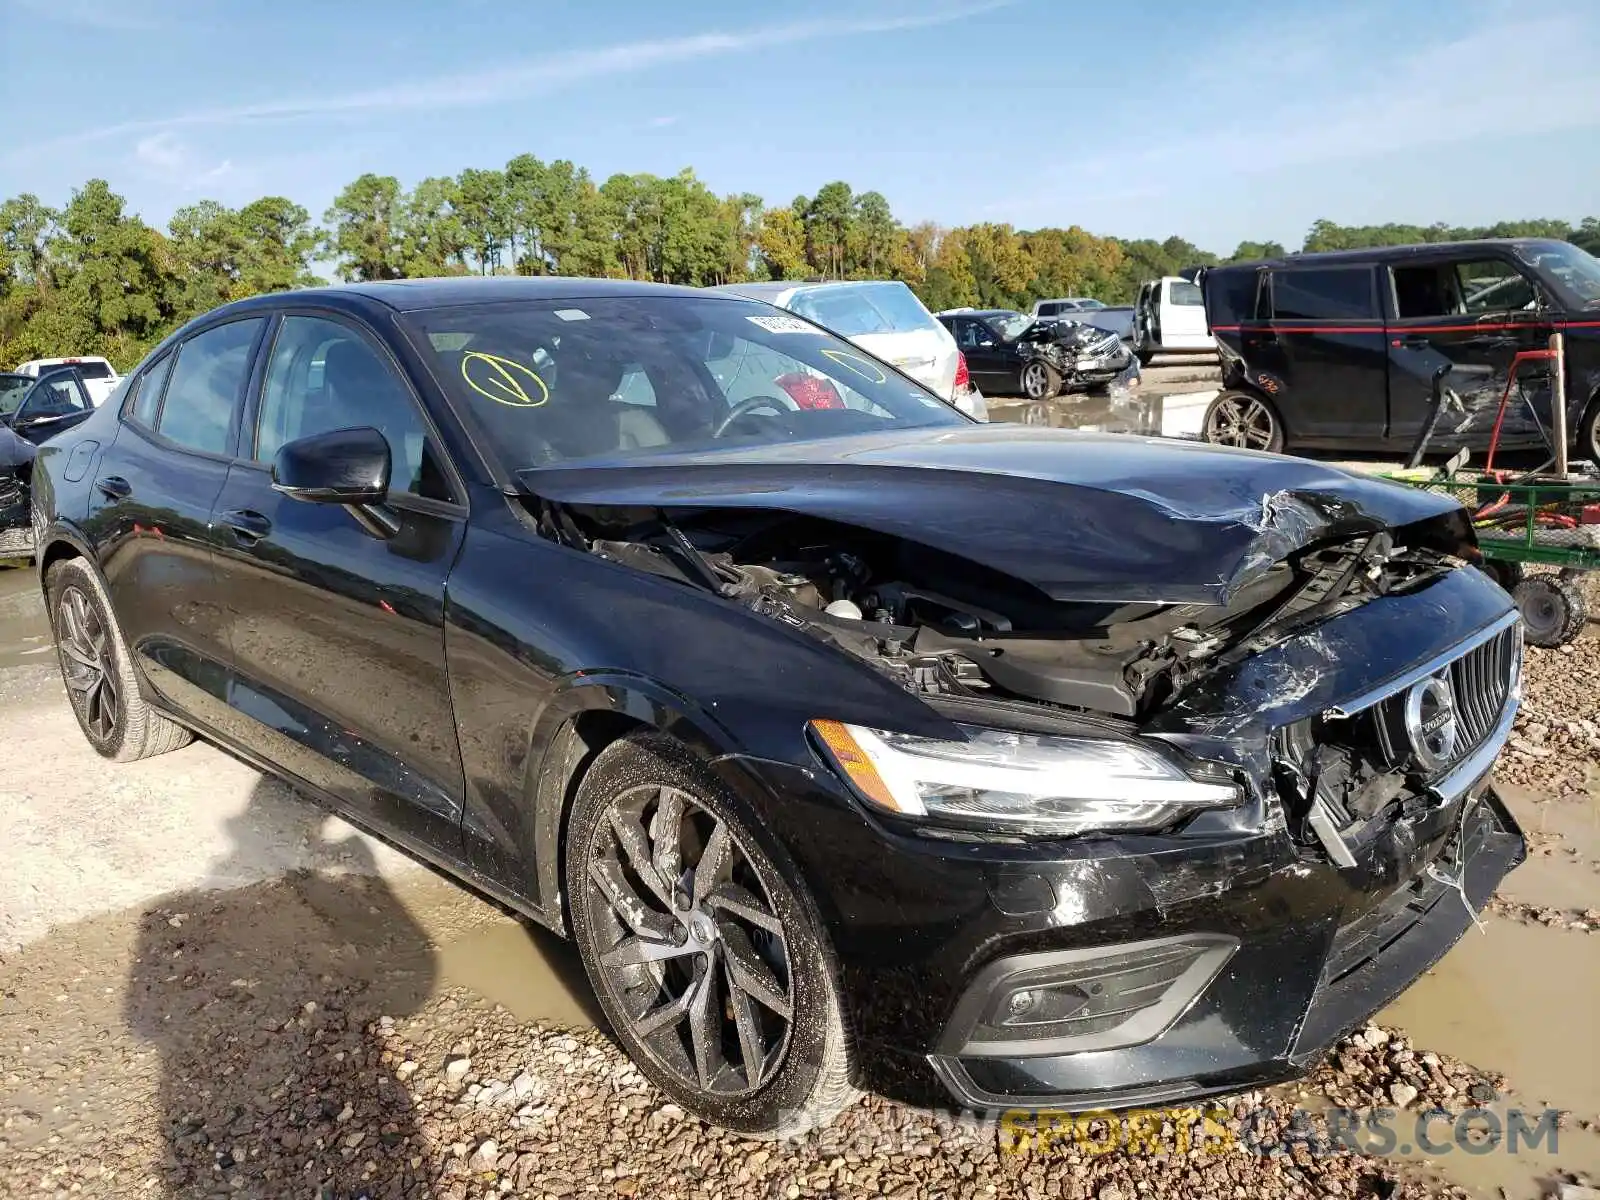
[1253,265,1389,446]
[210,311,469,850]
[950,317,1012,390]
[87,317,268,726]
[1385,253,1556,450]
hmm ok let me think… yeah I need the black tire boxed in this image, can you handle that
[1019,360,1060,401]
[46,556,193,761]
[1578,398,1600,464]
[1475,559,1525,592]
[1202,389,1286,454]
[565,733,856,1137]
[1512,574,1589,648]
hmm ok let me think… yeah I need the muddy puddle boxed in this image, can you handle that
[0,564,51,670]
[1363,786,1600,1198]
[987,382,1216,438]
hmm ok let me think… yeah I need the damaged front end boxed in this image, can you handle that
[0,428,35,559]
[517,432,1526,1108]
[1041,319,1134,390]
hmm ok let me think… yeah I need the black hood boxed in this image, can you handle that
[517,425,1473,606]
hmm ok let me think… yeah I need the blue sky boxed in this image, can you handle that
[3,0,1598,254]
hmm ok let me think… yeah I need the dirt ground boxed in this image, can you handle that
[1,555,1597,1200]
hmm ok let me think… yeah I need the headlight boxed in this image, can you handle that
[810,720,1240,836]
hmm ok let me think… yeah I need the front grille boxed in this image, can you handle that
[1369,623,1521,775]
[1274,616,1521,850]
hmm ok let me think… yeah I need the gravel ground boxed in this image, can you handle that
[2,874,1576,1200]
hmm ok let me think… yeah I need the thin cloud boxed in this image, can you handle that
[21,3,1010,154]
[7,0,171,29]
[133,131,233,193]
[990,7,1600,226]
[647,116,680,129]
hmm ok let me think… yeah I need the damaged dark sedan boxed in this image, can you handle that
[32,279,1525,1135]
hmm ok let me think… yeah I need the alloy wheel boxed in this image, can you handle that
[57,584,119,741]
[582,784,794,1097]
[1205,394,1277,449]
[1022,362,1049,399]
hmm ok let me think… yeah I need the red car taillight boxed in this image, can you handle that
[953,352,970,390]
[775,372,844,410]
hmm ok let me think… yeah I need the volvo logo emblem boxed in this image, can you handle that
[1404,674,1460,770]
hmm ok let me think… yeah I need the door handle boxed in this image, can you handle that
[96,474,132,500]
[220,508,272,543]
[1398,334,1431,350]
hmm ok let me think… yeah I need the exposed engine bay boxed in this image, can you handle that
[558,504,1461,723]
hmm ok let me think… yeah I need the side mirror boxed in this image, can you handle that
[272,426,390,505]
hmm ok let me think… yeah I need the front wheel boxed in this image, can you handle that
[565,734,857,1136]
[1202,389,1285,454]
[1019,360,1060,401]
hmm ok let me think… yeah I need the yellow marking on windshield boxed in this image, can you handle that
[461,351,549,408]
[821,348,887,385]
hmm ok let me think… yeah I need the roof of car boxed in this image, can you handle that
[1213,237,1570,273]
[217,276,752,317]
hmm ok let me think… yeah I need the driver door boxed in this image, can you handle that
[1385,255,1556,449]
[12,367,95,444]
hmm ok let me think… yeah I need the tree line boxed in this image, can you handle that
[4,158,1599,372]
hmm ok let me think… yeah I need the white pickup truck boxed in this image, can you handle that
[13,356,121,406]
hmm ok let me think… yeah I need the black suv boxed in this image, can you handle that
[1200,239,1600,457]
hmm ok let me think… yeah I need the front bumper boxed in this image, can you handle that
[927,785,1522,1110]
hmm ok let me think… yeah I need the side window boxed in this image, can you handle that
[1458,260,1537,314]
[257,315,450,501]
[157,319,264,455]
[1168,280,1204,307]
[24,372,91,418]
[1038,302,1060,318]
[1392,259,1539,319]
[954,319,984,350]
[1270,267,1376,321]
[129,353,174,426]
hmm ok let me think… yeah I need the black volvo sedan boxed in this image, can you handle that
[31,278,1524,1134]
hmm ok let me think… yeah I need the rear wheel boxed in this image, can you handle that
[1577,397,1600,464]
[1202,389,1285,453]
[46,557,193,761]
[565,734,856,1136]
[1512,573,1589,647]
[1019,360,1060,401]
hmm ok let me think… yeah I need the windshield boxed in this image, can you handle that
[405,295,968,468]
[0,375,31,417]
[988,312,1035,340]
[786,282,937,336]
[1514,241,1600,308]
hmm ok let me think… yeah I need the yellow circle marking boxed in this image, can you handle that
[821,348,887,385]
[461,351,549,408]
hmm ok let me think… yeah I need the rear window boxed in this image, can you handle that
[1203,268,1260,327]
[787,282,938,336]
[1270,267,1377,321]
[72,360,113,380]
[1168,281,1204,306]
